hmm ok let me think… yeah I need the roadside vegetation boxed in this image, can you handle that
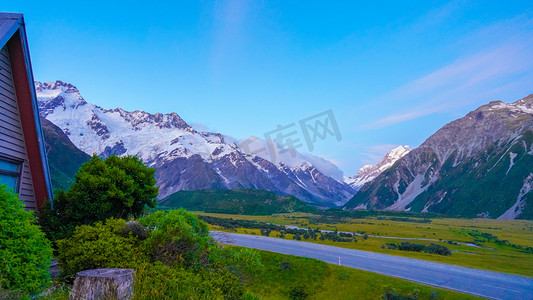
[194,211,533,276]
[382,242,452,256]
[244,249,479,300]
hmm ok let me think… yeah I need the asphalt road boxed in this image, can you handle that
[211,231,533,300]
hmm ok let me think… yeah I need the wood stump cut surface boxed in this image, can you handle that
[69,268,134,300]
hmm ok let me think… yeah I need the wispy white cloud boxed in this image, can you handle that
[363,15,533,129]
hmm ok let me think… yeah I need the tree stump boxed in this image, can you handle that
[69,268,134,300]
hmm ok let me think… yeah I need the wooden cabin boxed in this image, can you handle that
[0,13,53,212]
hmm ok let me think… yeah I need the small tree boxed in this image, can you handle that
[0,184,53,297]
[41,154,159,241]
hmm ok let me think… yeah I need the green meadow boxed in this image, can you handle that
[246,249,480,300]
[194,212,533,276]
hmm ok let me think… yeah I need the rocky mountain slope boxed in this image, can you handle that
[36,81,355,206]
[344,95,533,219]
[345,145,411,190]
[41,117,90,191]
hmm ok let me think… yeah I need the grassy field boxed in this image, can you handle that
[247,249,479,299]
[193,211,533,276]
[36,248,478,300]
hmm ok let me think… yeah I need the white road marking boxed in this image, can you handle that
[481,284,521,293]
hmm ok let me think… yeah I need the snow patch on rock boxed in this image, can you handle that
[386,174,428,211]
[498,173,533,219]
[506,152,517,176]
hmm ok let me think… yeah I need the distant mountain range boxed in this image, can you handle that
[345,95,533,219]
[37,80,533,219]
[36,81,355,207]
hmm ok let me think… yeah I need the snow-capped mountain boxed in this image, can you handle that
[345,145,411,190]
[345,95,533,219]
[36,81,355,206]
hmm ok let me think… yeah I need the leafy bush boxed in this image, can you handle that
[383,287,420,300]
[56,218,146,281]
[140,209,212,268]
[133,262,234,300]
[382,242,451,256]
[121,221,150,240]
[40,155,159,241]
[140,210,262,280]
[54,209,263,298]
[139,210,262,297]
[289,284,310,300]
[424,243,452,256]
[0,184,53,297]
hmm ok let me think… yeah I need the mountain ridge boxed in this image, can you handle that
[36,80,355,206]
[344,94,533,219]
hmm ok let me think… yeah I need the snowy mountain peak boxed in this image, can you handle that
[36,80,355,206]
[36,80,80,94]
[385,145,412,161]
[35,81,87,118]
[346,145,411,190]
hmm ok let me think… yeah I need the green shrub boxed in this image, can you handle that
[120,220,150,240]
[55,209,263,298]
[56,218,146,281]
[0,184,53,297]
[139,210,263,296]
[382,242,451,256]
[133,262,241,300]
[140,209,211,268]
[424,243,452,256]
[383,287,420,300]
[289,284,310,300]
[41,155,159,241]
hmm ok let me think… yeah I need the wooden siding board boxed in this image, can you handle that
[0,69,14,86]
[0,57,10,71]
[0,104,20,121]
[0,96,18,110]
[0,136,26,152]
[0,145,25,159]
[0,51,10,64]
[0,126,23,142]
[0,108,20,123]
[0,83,16,99]
[0,135,25,151]
[0,88,16,101]
[0,119,24,135]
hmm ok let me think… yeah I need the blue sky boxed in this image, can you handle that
[7,1,533,175]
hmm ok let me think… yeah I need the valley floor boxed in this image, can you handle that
[193,212,533,276]
[213,232,531,300]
